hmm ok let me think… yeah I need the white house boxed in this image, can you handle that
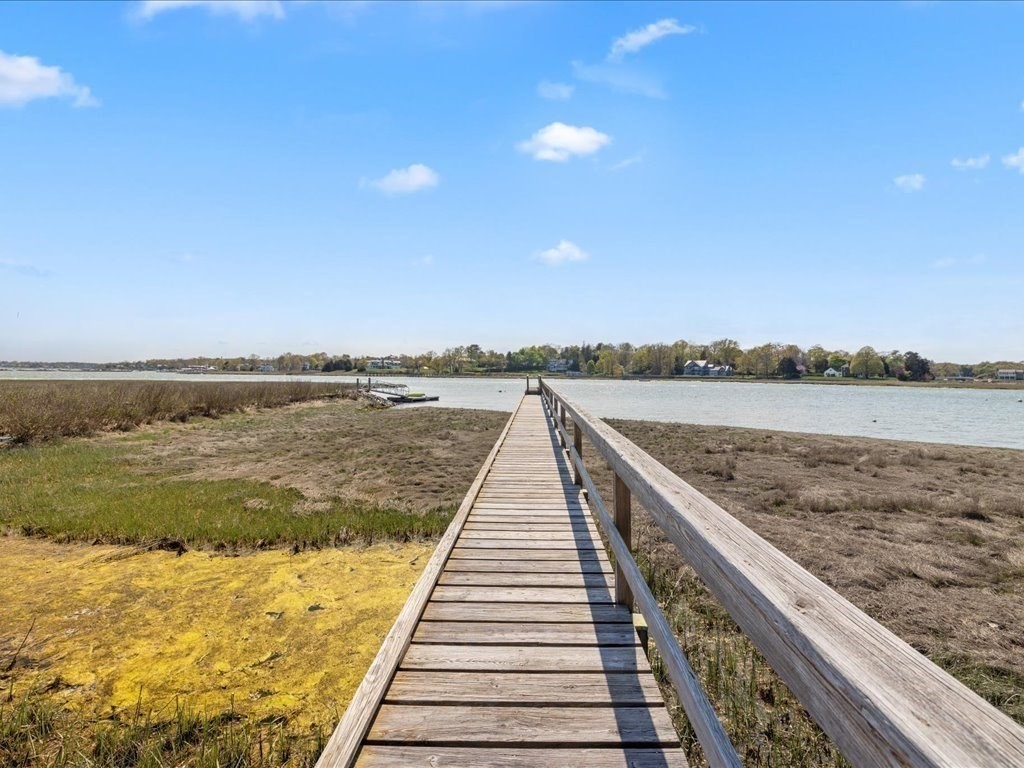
[824,367,843,377]
[996,369,1024,381]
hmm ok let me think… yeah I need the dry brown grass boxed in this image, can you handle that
[586,419,1024,765]
[120,399,509,513]
[0,380,356,443]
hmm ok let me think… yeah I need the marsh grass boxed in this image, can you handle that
[0,441,451,548]
[588,418,1024,766]
[0,381,355,444]
[0,686,325,767]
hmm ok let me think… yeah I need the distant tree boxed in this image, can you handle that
[903,351,932,382]
[597,348,618,376]
[828,351,849,370]
[709,338,742,367]
[851,346,884,378]
[777,356,800,379]
[585,359,596,376]
[807,345,830,374]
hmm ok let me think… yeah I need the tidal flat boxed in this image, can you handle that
[1,393,1020,766]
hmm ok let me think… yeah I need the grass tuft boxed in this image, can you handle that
[0,687,325,768]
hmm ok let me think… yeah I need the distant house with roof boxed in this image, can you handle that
[368,356,403,371]
[824,367,843,377]
[547,359,570,373]
[683,360,732,377]
[996,369,1024,381]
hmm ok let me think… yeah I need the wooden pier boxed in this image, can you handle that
[318,394,685,766]
[319,385,1024,768]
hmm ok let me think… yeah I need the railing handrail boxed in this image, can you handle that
[540,379,1024,768]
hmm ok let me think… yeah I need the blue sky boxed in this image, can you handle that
[1,0,1022,362]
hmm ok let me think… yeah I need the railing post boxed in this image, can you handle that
[614,472,633,610]
[573,422,582,487]
[559,403,568,449]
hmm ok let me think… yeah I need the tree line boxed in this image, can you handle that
[91,341,1024,381]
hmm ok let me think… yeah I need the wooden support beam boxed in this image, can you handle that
[614,473,633,611]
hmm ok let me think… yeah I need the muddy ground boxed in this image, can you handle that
[589,419,1024,716]
[2,397,1021,756]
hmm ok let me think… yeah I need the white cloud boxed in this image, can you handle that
[517,122,611,162]
[136,0,285,22]
[608,18,696,61]
[0,50,97,108]
[951,154,989,170]
[1020,98,1024,112]
[537,80,573,101]
[1003,147,1024,174]
[369,163,440,194]
[894,173,925,192]
[610,152,645,171]
[932,254,987,269]
[536,240,588,266]
[571,60,666,99]
[0,258,51,277]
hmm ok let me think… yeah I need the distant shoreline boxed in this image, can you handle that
[3,367,1024,391]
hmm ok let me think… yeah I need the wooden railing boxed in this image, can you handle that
[540,379,1024,768]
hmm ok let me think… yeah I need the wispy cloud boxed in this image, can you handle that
[894,173,925,192]
[932,254,986,269]
[536,240,588,266]
[608,18,696,61]
[537,80,573,101]
[136,0,285,22]
[571,60,665,99]
[609,152,645,171]
[0,50,97,108]
[416,254,434,267]
[367,163,440,194]
[517,122,611,162]
[0,258,51,277]
[1003,147,1024,174]
[951,154,989,171]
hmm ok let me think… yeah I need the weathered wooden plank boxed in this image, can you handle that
[438,571,613,588]
[412,621,636,646]
[450,547,607,561]
[469,506,587,514]
[421,601,630,623]
[443,558,613,574]
[316,398,526,768]
[463,520,597,530]
[458,530,601,542]
[366,705,680,746]
[401,644,649,672]
[356,746,687,768]
[431,586,613,603]
[452,540,601,550]
[545,385,1024,767]
[385,670,658,704]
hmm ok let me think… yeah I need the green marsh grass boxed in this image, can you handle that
[0,440,452,548]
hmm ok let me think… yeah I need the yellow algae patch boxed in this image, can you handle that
[0,535,431,729]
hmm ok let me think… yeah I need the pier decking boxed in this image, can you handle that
[318,394,685,767]
[320,385,1024,768]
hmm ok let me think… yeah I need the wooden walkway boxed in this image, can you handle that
[330,395,685,767]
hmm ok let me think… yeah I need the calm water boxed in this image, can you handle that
[3,371,1023,450]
